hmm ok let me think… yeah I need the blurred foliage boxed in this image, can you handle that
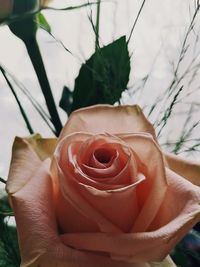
[171,229,200,267]
[0,189,13,217]
[0,189,20,267]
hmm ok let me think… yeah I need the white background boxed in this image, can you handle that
[0,0,199,182]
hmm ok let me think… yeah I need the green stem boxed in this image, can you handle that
[0,177,6,184]
[95,0,101,51]
[24,36,62,136]
[0,66,34,135]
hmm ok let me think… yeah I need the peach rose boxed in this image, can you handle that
[6,105,200,267]
[0,0,13,19]
[0,0,50,22]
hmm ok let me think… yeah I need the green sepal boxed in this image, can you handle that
[37,12,51,33]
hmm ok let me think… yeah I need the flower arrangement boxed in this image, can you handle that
[0,1,200,267]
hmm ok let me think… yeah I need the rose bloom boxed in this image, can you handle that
[6,105,200,267]
[0,0,13,19]
[0,0,50,22]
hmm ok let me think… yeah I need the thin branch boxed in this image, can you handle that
[2,65,56,134]
[95,0,101,51]
[43,2,98,11]
[127,0,147,43]
[0,177,6,184]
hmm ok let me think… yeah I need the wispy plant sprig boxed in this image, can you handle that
[0,65,34,135]
[2,65,56,135]
[157,86,184,137]
[43,2,99,11]
[150,1,200,124]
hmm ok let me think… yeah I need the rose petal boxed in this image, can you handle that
[54,158,124,233]
[6,137,41,195]
[54,159,144,233]
[24,133,57,160]
[165,152,200,186]
[9,160,56,266]
[57,133,136,189]
[54,132,145,232]
[40,246,148,267]
[60,167,200,263]
[9,158,139,267]
[120,133,167,232]
[59,105,155,139]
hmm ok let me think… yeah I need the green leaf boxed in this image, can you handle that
[59,86,73,115]
[0,189,13,217]
[70,36,130,112]
[37,12,51,33]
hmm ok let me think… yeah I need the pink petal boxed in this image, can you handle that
[60,167,200,263]
[120,133,167,232]
[165,152,200,186]
[59,105,155,139]
[9,160,57,266]
[54,158,124,233]
[6,137,41,195]
[53,133,146,233]
[9,159,139,267]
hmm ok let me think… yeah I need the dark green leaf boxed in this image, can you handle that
[59,86,73,115]
[171,230,200,267]
[37,12,51,33]
[71,36,130,112]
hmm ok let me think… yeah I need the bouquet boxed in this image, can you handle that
[0,1,200,267]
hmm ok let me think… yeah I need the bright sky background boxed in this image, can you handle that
[0,0,199,182]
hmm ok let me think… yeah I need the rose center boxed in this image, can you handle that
[94,148,115,164]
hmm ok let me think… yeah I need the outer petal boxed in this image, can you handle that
[6,137,41,195]
[9,160,55,266]
[23,133,57,160]
[165,153,200,186]
[60,168,200,263]
[120,133,168,232]
[59,105,155,139]
[6,134,57,194]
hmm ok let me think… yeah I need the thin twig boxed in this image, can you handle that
[0,177,6,184]
[95,0,101,51]
[43,2,98,11]
[2,64,56,134]
[127,0,147,43]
